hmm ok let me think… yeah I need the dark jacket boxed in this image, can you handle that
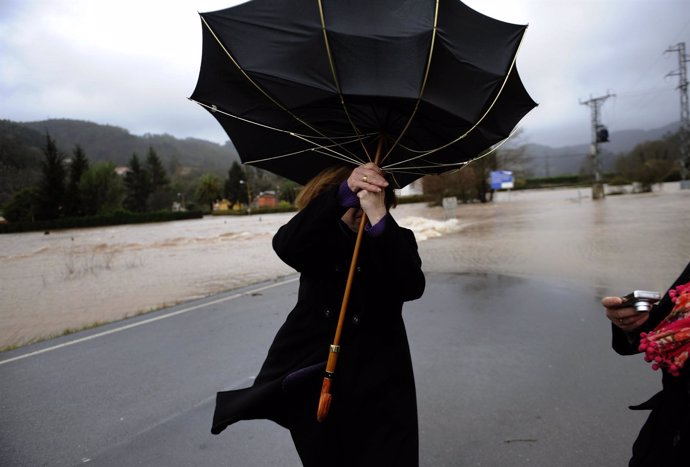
[612,262,690,467]
[212,187,425,467]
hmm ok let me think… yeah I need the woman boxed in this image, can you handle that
[212,163,426,467]
[603,261,690,466]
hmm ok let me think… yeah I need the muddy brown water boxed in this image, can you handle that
[1,183,688,348]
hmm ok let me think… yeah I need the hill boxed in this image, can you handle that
[0,120,46,204]
[17,118,240,172]
[1,117,681,205]
[0,118,242,205]
[521,122,680,177]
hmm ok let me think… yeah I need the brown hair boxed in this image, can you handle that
[295,165,397,210]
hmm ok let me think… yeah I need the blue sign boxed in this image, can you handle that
[490,170,514,190]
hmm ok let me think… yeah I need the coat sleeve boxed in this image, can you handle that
[272,188,348,273]
[365,214,425,303]
[612,261,690,355]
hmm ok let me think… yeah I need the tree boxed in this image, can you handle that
[2,187,38,222]
[422,169,480,205]
[224,161,246,205]
[170,177,196,211]
[277,179,299,204]
[79,163,124,215]
[422,130,530,204]
[123,153,151,212]
[471,154,497,203]
[613,133,680,191]
[145,147,171,211]
[64,145,90,217]
[195,173,222,212]
[146,147,169,190]
[35,134,66,220]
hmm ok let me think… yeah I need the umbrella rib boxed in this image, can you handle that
[380,0,440,167]
[384,27,529,170]
[191,98,370,165]
[199,14,364,163]
[386,161,469,171]
[317,0,372,162]
[382,126,520,174]
[246,140,374,167]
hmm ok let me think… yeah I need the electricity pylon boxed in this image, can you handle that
[580,93,614,200]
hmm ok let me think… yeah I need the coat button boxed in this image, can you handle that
[324,309,331,318]
[351,314,360,325]
[673,431,681,447]
[356,266,362,273]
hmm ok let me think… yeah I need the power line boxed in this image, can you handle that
[616,17,689,96]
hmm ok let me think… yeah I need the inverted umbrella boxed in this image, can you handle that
[191,0,536,421]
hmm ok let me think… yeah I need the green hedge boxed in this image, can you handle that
[211,205,298,216]
[0,210,204,234]
[397,194,430,205]
[518,175,589,189]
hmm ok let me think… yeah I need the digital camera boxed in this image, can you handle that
[619,290,661,313]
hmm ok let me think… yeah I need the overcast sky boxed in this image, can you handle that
[1,0,688,149]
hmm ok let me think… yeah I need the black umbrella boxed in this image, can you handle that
[190,0,536,189]
[191,0,536,422]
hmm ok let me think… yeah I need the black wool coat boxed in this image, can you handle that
[212,187,426,467]
[612,261,690,467]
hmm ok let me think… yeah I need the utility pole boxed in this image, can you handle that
[580,92,614,200]
[665,42,690,189]
[239,179,252,214]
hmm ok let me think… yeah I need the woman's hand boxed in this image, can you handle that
[358,189,386,226]
[347,163,388,194]
[602,296,649,332]
[347,163,388,226]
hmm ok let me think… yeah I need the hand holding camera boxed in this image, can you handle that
[615,290,661,313]
[602,290,661,331]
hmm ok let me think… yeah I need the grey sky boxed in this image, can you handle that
[1,0,688,149]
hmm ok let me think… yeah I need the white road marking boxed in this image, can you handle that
[0,277,298,366]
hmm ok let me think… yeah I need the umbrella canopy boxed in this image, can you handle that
[190,0,536,188]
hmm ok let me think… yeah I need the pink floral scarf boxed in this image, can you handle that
[639,281,690,377]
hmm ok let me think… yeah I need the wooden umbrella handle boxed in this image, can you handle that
[317,139,383,423]
[316,212,368,422]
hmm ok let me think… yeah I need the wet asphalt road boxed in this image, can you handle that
[0,273,660,466]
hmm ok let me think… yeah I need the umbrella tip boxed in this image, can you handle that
[317,393,332,423]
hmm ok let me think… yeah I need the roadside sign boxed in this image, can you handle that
[490,170,514,190]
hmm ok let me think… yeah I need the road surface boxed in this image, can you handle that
[0,273,660,466]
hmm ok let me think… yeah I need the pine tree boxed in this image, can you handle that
[145,147,172,211]
[36,134,66,220]
[123,153,151,212]
[224,161,246,205]
[64,145,90,217]
[145,147,169,191]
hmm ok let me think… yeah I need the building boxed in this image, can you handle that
[256,191,278,209]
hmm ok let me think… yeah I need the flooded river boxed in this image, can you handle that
[422,183,689,294]
[1,183,688,348]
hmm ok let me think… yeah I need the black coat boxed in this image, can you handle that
[212,188,426,467]
[612,262,690,467]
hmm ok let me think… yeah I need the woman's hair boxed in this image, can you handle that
[295,165,397,210]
